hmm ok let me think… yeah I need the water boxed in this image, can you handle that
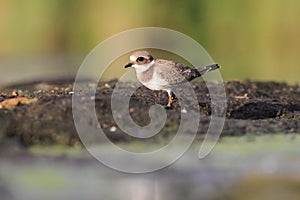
[1,134,300,200]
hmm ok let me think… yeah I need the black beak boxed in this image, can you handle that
[124,62,133,68]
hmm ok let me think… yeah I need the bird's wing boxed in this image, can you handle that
[154,59,201,84]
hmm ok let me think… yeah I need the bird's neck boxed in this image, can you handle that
[133,60,155,73]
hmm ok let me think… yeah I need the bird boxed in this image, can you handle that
[124,50,220,108]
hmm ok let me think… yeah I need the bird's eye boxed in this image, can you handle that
[136,57,145,62]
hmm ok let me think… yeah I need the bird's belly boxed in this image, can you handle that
[140,73,170,91]
[141,81,166,91]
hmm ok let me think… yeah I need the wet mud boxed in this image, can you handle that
[0,79,299,148]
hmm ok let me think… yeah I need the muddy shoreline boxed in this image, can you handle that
[0,80,299,148]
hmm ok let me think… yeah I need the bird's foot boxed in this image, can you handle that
[165,96,174,109]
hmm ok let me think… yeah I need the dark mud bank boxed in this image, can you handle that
[0,80,299,147]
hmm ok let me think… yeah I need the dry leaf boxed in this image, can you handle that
[0,97,37,109]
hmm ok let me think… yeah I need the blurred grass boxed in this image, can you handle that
[0,0,299,85]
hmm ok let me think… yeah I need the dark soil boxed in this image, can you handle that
[0,79,299,148]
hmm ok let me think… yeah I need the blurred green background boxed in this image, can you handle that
[0,0,299,86]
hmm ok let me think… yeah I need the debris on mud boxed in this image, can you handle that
[0,79,299,148]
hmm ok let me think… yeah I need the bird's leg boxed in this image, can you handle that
[166,90,174,108]
[166,96,173,108]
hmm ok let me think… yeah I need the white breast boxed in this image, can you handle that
[132,60,155,72]
[140,71,170,91]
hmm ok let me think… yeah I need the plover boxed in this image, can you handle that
[124,50,220,108]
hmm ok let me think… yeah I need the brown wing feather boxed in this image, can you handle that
[154,59,201,84]
[174,62,202,82]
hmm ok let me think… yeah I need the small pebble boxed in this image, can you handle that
[109,126,117,132]
[12,90,18,96]
[181,108,187,113]
[104,83,110,88]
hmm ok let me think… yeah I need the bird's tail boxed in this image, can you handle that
[197,64,220,75]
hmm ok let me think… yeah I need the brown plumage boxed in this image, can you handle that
[124,51,220,108]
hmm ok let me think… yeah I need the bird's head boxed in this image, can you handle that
[124,51,154,71]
